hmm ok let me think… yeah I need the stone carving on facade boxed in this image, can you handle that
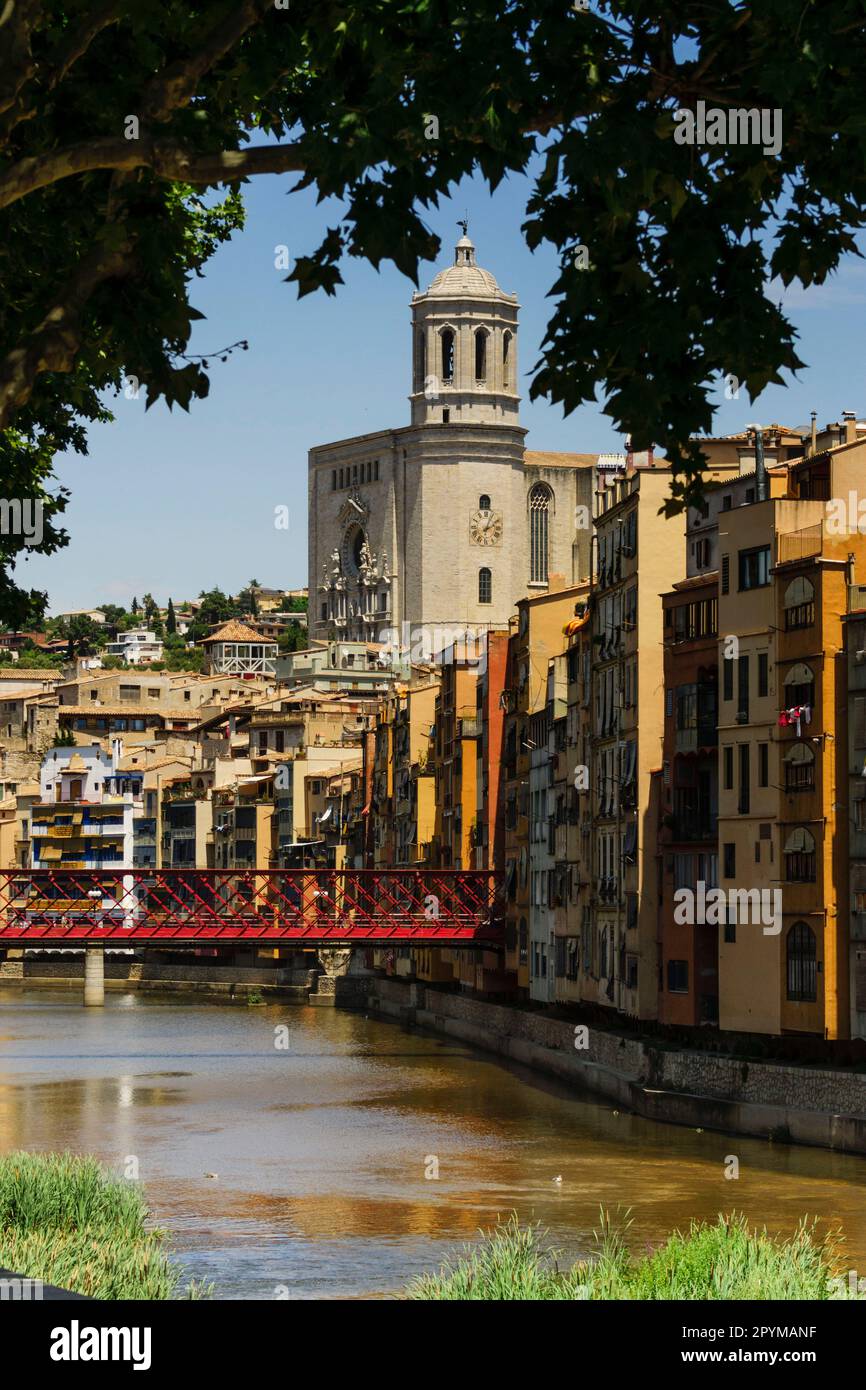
[338,490,370,528]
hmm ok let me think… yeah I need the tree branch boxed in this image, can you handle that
[45,0,123,92]
[0,137,305,211]
[0,236,135,428]
[0,0,42,118]
[141,0,273,121]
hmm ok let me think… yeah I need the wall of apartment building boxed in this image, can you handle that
[775,544,856,1039]
[559,620,591,1005]
[475,629,508,871]
[847,605,866,1039]
[590,471,686,1021]
[658,579,720,1027]
[716,497,823,1034]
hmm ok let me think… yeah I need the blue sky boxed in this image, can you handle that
[20,167,866,613]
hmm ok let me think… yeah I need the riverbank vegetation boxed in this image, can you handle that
[409,1211,857,1301]
[0,1152,200,1299]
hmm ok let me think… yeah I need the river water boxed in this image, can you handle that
[1,987,865,1299]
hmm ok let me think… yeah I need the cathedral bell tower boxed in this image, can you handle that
[409,226,519,428]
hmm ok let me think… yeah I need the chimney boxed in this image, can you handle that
[810,411,817,456]
[749,424,768,503]
[843,410,858,445]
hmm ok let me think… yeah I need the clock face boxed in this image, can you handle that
[469,509,503,546]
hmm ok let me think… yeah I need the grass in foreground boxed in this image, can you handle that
[408,1210,859,1301]
[0,1151,203,1299]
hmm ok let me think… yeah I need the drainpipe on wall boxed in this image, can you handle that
[749,423,768,503]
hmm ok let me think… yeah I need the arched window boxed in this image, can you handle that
[784,661,814,708]
[475,328,488,382]
[503,330,512,386]
[479,567,492,604]
[441,328,454,382]
[784,576,815,631]
[479,494,491,511]
[787,921,817,1002]
[529,483,552,584]
[783,826,816,882]
[784,742,815,791]
[415,330,426,390]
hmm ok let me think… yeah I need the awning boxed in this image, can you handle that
[38,843,62,861]
[784,827,815,854]
[784,575,814,606]
[784,742,814,765]
[785,662,814,687]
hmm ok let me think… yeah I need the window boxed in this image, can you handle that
[416,330,426,390]
[784,576,815,631]
[723,842,736,878]
[723,658,733,702]
[441,328,454,381]
[738,654,750,720]
[479,494,491,511]
[724,915,736,943]
[786,921,817,1002]
[739,545,771,590]
[758,742,769,787]
[784,827,816,882]
[331,470,336,491]
[478,567,492,604]
[722,494,732,511]
[529,484,552,584]
[758,652,769,698]
[474,328,487,381]
[723,746,734,790]
[442,408,450,424]
[374,459,379,480]
[667,959,689,993]
[738,743,750,814]
[503,330,512,386]
[721,554,730,595]
[785,662,814,709]
[784,742,815,791]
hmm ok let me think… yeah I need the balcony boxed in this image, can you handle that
[669,814,716,843]
[777,524,822,566]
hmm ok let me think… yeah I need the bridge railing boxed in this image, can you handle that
[0,869,504,943]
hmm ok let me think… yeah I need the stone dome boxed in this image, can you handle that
[424,234,508,299]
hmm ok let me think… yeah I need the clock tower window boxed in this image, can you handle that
[479,494,491,511]
[479,568,492,604]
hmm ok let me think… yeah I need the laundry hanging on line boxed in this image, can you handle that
[778,704,812,736]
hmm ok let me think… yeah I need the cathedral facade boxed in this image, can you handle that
[308,232,598,649]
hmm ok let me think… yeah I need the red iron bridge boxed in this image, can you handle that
[0,870,504,948]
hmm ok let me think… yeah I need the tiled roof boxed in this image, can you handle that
[58,705,167,718]
[200,620,277,645]
[523,451,598,469]
[0,669,62,680]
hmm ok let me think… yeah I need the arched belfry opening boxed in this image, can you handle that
[409,227,519,427]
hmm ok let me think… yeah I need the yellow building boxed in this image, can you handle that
[718,430,866,1037]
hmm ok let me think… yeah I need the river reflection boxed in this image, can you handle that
[1,987,865,1298]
